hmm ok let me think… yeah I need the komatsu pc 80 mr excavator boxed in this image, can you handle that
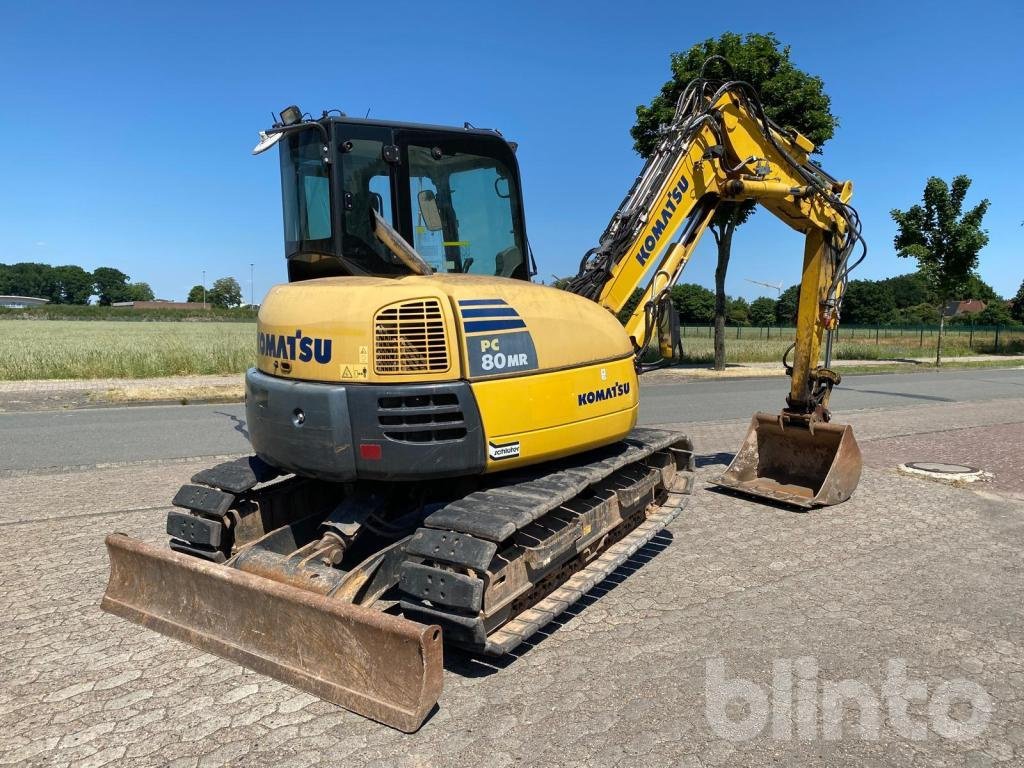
[102,68,865,731]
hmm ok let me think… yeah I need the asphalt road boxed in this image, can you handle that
[1,367,1021,473]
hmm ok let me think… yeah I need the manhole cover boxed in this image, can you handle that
[898,462,988,484]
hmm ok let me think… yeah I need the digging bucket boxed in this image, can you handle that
[101,533,443,732]
[715,413,862,508]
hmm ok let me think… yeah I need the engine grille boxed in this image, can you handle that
[378,392,467,443]
[374,299,450,374]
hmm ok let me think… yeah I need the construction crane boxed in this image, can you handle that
[745,277,784,295]
[103,67,865,731]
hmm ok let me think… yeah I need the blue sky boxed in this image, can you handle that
[2,1,1022,303]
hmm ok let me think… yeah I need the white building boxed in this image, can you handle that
[0,295,49,309]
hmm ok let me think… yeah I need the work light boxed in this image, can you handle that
[279,105,302,126]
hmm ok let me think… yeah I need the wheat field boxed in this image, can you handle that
[0,320,1019,381]
[0,321,256,380]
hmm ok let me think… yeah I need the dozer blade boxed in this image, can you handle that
[715,413,862,508]
[101,533,443,733]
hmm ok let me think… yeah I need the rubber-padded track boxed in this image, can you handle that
[485,490,689,654]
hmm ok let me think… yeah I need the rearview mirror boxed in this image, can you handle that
[418,190,444,231]
[657,296,681,362]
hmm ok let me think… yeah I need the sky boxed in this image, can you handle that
[2,1,1022,304]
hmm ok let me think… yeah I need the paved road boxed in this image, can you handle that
[3,397,1023,767]
[1,367,1021,472]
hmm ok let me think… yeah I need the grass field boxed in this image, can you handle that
[0,320,255,380]
[675,324,1024,364]
[0,319,1020,381]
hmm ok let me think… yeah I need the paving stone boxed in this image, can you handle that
[1,400,1023,766]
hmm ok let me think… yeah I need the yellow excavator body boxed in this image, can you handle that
[102,69,866,731]
[254,274,640,473]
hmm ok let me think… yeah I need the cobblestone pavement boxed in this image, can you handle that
[2,400,1023,766]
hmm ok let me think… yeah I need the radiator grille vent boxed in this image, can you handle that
[374,300,449,374]
[377,392,466,443]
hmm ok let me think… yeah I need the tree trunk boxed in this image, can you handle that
[712,221,735,371]
[935,313,945,367]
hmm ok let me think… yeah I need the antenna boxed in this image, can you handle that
[744,278,783,296]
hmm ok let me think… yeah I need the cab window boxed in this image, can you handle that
[340,139,401,273]
[407,143,525,278]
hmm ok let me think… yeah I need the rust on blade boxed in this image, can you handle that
[715,412,862,508]
[101,533,442,732]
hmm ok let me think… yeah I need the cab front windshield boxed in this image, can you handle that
[406,143,526,279]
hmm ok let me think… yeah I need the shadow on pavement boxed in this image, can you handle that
[445,531,676,678]
[214,410,250,440]
[694,451,735,468]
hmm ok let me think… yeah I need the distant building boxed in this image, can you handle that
[0,295,49,309]
[111,301,210,310]
[943,299,986,317]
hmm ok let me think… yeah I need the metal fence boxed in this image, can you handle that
[678,323,1024,353]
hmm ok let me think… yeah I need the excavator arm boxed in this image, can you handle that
[568,72,866,506]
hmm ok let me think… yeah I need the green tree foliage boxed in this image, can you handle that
[125,282,155,302]
[1012,280,1024,322]
[880,272,933,310]
[748,296,776,326]
[187,285,207,304]
[727,297,750,326]
[632,33,837,370]
[0,262,95,304]
[899,303,941,325]
[207,277,242,308]
[974,301,1013,326]
[669,283,715,324]
[52,265,95,304]
[776,284,800,324]
[891,175,990,365]
[840,279,896,326]
[92,267,132,305]
[962,274,1002,303]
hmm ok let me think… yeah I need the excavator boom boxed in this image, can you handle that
[567,73,866,506]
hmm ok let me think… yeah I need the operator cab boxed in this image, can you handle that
[259,109,530,283]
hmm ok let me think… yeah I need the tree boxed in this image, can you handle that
[126,282,155,302]
[891,175,990,366]
[633,33,837,371]
[974,301,1012,326]
[207,277,242,308]
[187,284,207,304]
[898,303,941,325]
[749,296,776,326]
[52,265,94,304]
[669,283,715,324]
[1012,280,1024,322]
[776,284,800,324]
[881,272,934,310]
[0,262,56,300]
[93,267,132,305]
[840,279,896,326]
[727,297,750,326]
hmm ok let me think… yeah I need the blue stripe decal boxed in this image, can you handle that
[464,319,527,333]
[458,298,508,306]
[460,307,520,318]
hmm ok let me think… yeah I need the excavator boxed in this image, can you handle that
[102,66,865,732]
